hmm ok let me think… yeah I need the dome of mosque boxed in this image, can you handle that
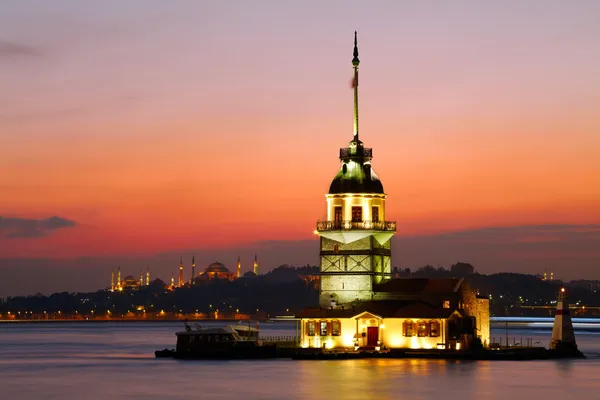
[205,262,229,274]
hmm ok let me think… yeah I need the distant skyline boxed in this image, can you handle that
[1,1,599,296]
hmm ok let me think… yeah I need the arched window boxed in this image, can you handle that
[403,320,414,337]
[430,321,440,337]
[417,320,429,337]
[332,320,341,336]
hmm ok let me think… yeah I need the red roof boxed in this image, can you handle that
[296,300,458,319]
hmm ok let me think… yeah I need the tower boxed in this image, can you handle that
[145,265,150,286]
[111,268,115,291]
[315,32,396,307]
[171,272,175,289]
[253,255,259,275]
[550,288,578,352]
[237,256,241,278]
[117,266,122,290]
[178,256,183,287]
[139,269,144,287]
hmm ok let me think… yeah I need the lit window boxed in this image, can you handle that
[332,320,341,336]
[372,206,379,222]
[352,207,362,222]
[443,300,450,309]
[430,321,440,337]
[403,321,414,337]
[320,321,328,336]
[307,321,316,336]
[417,320,429,337]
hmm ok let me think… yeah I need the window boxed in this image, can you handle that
[372,206,379,222]
[417,320,429,337]
[334,207,342,228]
[403,320,414,337]
[320,321,328,336]
[307,321,316,336]
[430,321,440,337]
[443,300,450,309]
[332,320,341,336]
[352,206,362,222]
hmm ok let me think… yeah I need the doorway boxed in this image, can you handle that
[366,326,379,347]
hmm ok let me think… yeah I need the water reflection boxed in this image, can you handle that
[0,322,599,399]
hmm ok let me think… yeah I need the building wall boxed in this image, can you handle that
[460,282,490,347]
[474,298,490,346]
[325,194,387,222]
[301,317,446,350]
[382,318,444,349]
[320,275,373,306]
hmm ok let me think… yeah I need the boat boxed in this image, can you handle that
[154,323,276,359]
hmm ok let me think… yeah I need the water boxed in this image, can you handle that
[1,322,600,399]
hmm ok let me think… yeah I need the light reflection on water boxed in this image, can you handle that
[1,322,599,399]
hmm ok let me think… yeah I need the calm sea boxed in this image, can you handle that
[1,321,599,399]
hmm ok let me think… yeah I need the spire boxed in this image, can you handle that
[237,256,241,279]
[253,254,259,276]
[352,31,360,141]
[145,265,150,286]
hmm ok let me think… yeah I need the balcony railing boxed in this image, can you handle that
[340,147,372,159]
[316,220,396,232]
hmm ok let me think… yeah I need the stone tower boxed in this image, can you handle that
[316,32,396,307]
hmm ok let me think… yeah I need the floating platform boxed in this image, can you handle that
[290,347,585,361]
[156,346,584,361]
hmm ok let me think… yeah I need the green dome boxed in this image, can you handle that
[329,161,384,194]
[328,139,384,194]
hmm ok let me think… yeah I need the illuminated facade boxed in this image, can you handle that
[316,32,395,307]
[298,32,490,352]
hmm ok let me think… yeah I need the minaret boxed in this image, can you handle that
[191,255,196,285]
[117,266,122,290]
[237,256,241,279]
[171,272,175,289]
[178,256,183,287]
[139,269,144,287]
[253,255,259,275]
[111,268,115,291]
[550,288,578,352]
[315,32,396,307]
[145,265,150,286]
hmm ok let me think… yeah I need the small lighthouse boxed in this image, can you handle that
[550,287,582,356]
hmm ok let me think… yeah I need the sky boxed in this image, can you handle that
[1,1,599,296]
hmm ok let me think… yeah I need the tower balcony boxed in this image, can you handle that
[316,220,396,232]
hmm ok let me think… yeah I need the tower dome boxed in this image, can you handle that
[328,139,384,194]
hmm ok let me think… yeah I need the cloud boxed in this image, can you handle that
[0,40,43,58]
[0,216,77,239]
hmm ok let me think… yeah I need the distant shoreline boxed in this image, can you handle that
[0,318,267,324]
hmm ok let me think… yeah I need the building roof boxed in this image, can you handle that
[329,161,384,194]
[328,139,384,194]
[296,300,458,320]
[205,262,229,273]
[373,278,464,294]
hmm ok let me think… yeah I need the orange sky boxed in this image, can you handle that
[1,2,599,290]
